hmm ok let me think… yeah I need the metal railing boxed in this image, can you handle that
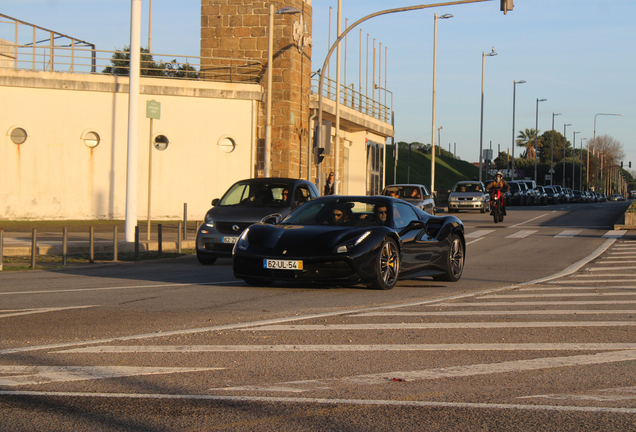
[311,75,392,123]
[0,42,263,83]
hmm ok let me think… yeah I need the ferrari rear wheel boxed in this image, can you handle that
[433,234,464,282]
[369,237,400,290]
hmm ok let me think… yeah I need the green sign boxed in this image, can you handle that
[146,100,161,119]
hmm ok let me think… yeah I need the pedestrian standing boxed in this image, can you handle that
[324,172,335,195]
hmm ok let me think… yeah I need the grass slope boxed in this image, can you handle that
[385,146,480,192]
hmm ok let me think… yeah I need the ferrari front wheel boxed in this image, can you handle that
[369,237,400,290]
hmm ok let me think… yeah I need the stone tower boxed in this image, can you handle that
[201,0,313,179]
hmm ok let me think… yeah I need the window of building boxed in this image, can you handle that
[9,127,27,144]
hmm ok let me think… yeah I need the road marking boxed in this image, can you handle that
[505,230,538,239]
[436,300,636,306]
[587,266,636,271]
[466,237,485,246]
[516,285,636,291]
[604,230,627,239]
[0,366,223,386]
[554,229,582,238]
[479,292,636,299]
[0,281,237,296]
[551,279,636,284]
[214,350,636,393]
[246,322,636,331]
[54,343,636,354]
[520,386,636,402]
[0,306,96,318]
[0,391,634,414]
[510,213,549,228]
[465,230,494,238]
[357,310,636,316]
[607,251,636,255]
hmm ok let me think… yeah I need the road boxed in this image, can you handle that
[1,201,635,431]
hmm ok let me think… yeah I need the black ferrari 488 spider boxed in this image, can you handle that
[232,195,465,289]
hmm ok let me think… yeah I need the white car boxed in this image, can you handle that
[447,181,490,213]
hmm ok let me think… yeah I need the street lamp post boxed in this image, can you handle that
[562,123,571,188]
[580,138,586,190]
[479,47,497,183]
[534,98,546,183]
[550,112,562,185]
[594,113,624,141]
[431,12,453,197]
[572,131,580,189]
[510,79,525,181]
[265,5,302,178]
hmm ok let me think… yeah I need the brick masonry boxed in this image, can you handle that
[201,0,313,179]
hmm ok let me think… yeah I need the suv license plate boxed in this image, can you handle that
[264,259,303,270]
[222,236,238,244]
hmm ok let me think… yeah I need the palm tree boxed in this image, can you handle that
[516,128,540,160]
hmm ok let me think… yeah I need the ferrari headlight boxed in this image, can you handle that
[204,212,214,227]
[236,228,250,251]
[336,231,371,254]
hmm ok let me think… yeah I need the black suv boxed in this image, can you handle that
[195,178,320,265]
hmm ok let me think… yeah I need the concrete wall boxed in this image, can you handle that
[0,69,261,221]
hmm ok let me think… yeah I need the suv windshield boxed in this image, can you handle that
[452,183,482,193]
[219,181,292,208]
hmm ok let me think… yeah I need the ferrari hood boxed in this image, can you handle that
[248,224,372,255]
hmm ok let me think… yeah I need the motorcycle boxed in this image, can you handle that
[490,189,505,223]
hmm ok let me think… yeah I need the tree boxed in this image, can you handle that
[516,128,539,160]
[103,46,164,76]
[587,135,625,167]
[537,130,569,164]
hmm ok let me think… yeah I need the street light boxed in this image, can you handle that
[479,47,497,183]
[580,137,586,190]
[510,80,525,181]
[265,5,302,178]
[594,113,624,141]
[534,98,546,183]
[550,112,562,185]
[431,12,453,197]
[572,131,580,189]
[562,123,571,188]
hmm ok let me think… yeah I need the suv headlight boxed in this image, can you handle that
[335,231,371,254]
[204,212,214,227]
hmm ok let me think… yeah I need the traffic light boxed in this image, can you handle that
[314,147,325,165]
[500,0,514,14]
[630,161,632,168]
[621,161,624,168]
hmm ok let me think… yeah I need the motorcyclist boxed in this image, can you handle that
[486,172,509,215]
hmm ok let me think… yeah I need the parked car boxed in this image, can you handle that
[610,194,626,201]
[232,195,466,289]
[382,184,436,214]
[195,178,320,265]
[572,190,583,203]
[518,180,539,205]
[535,185,549,206]
[507,181,526,206]
[553,185,567,203]
[563,188,575,203]
[543,186,560,205]
[447,181,490,213]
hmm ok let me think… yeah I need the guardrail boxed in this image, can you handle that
[0,42,263,83]
[311,76,392,123]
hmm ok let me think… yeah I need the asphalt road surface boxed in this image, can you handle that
[1,201,635,431]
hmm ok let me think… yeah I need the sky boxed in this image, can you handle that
[2,0,634,172]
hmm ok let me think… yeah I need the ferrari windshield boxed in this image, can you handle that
[280,199,391,227]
